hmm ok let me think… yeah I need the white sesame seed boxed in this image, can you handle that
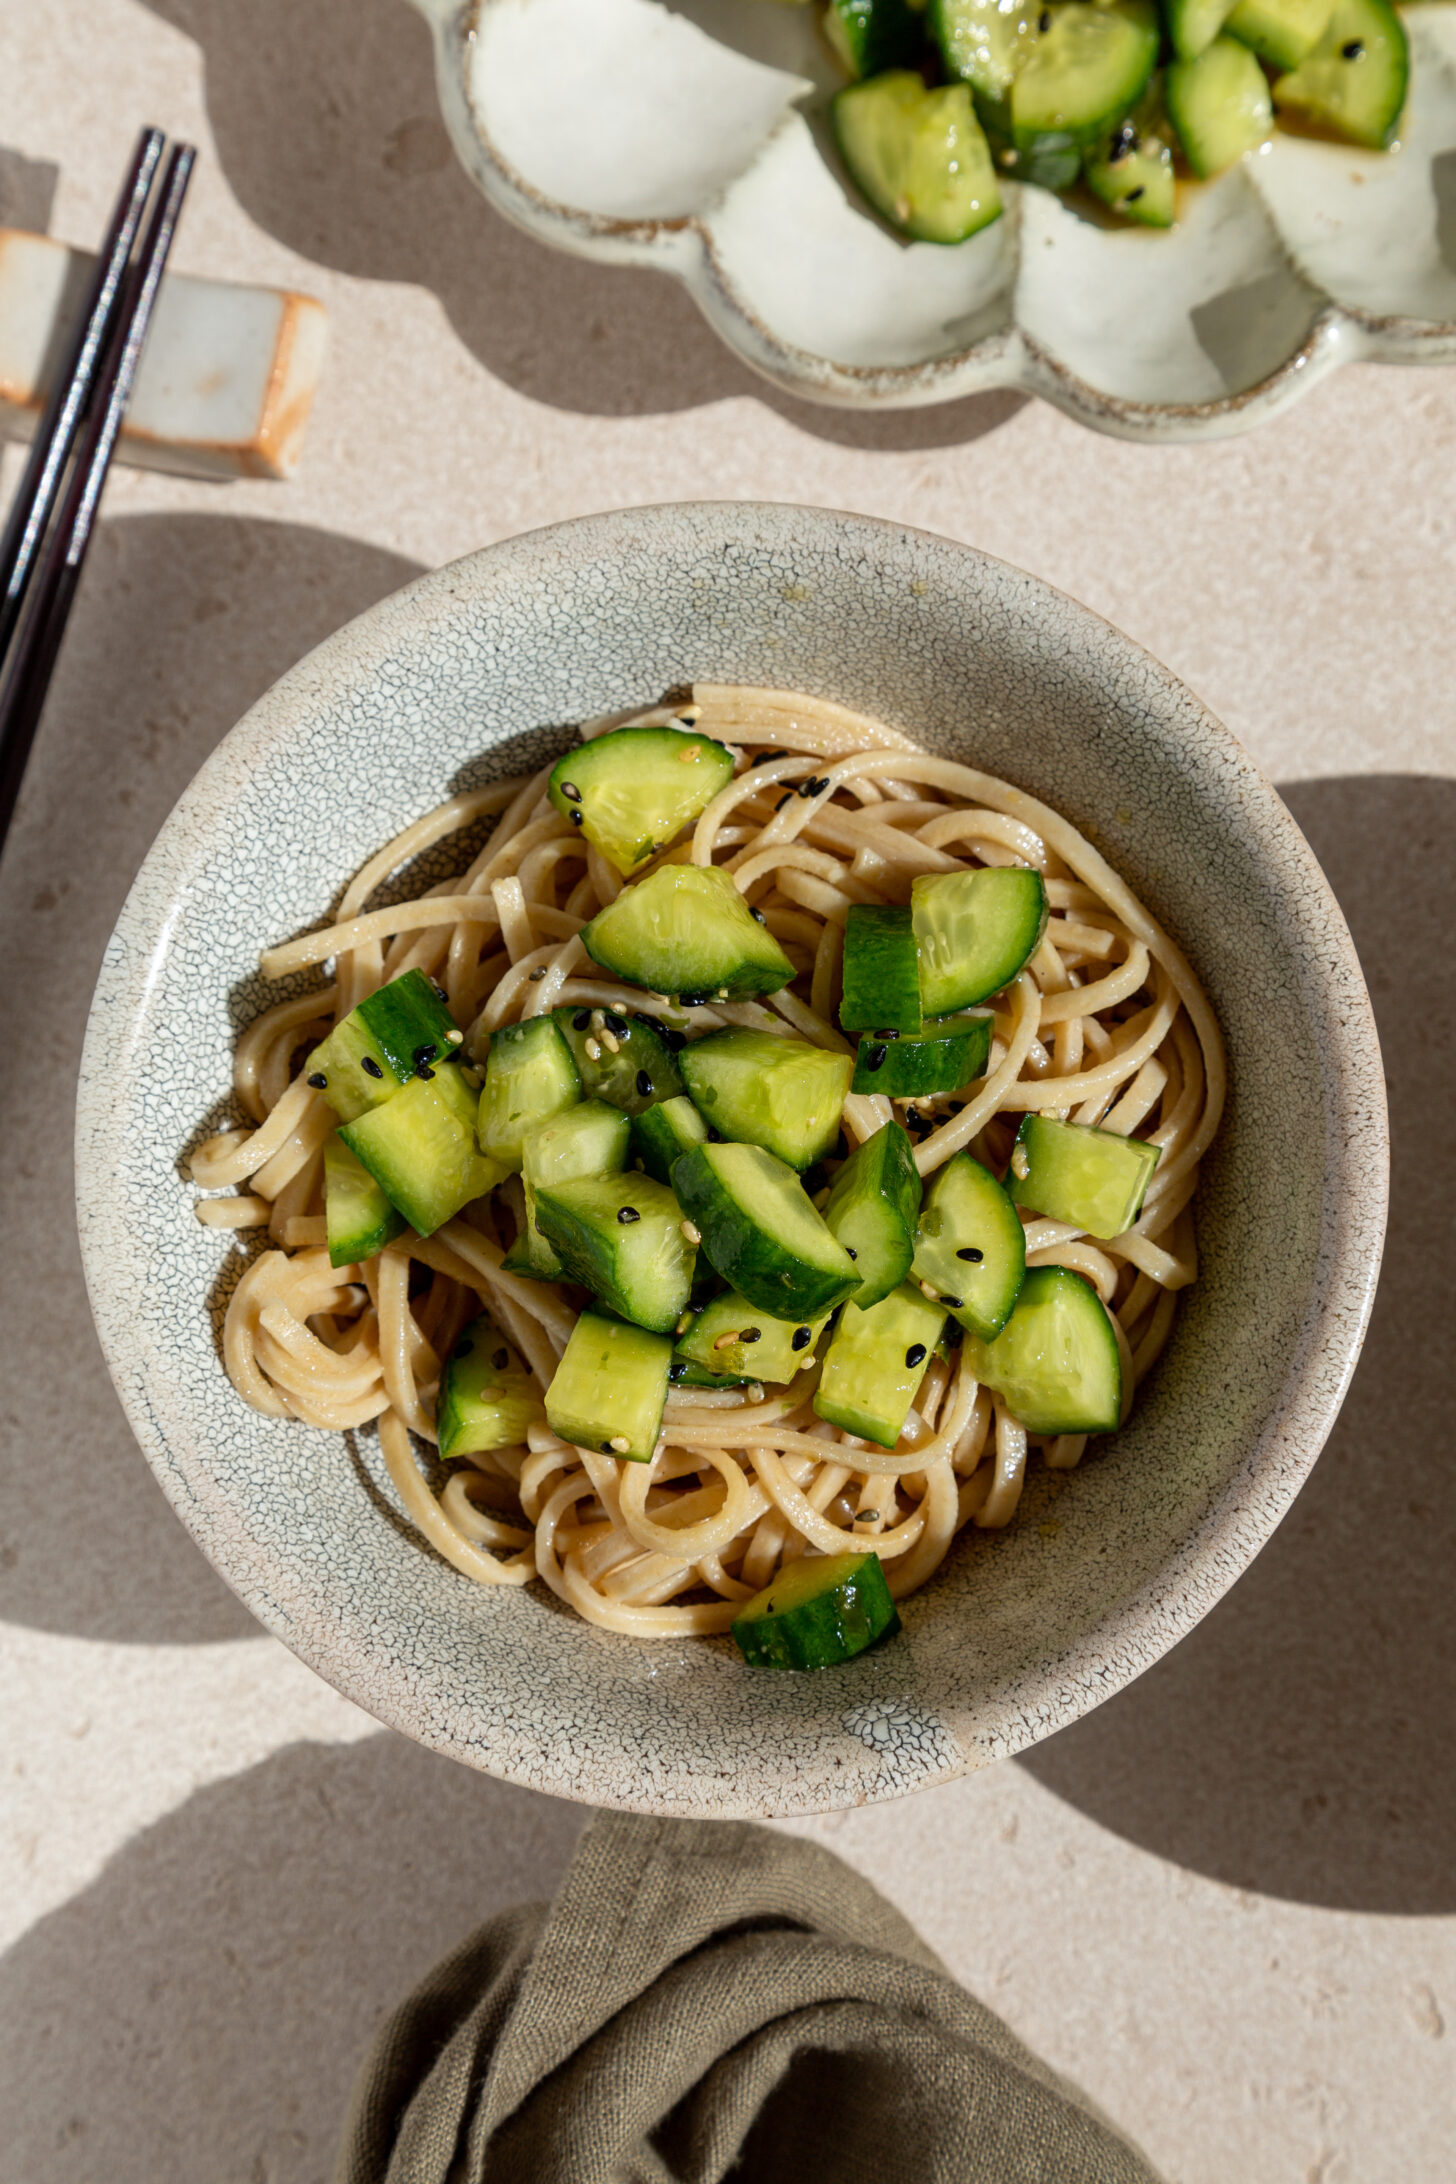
[681,1220,702,1246]
[609,1436,631,1454]
[919,1280,939,1300]
[590,1009,605,1029]
[797,1355,817,1372]
[446,1027,464,1043]
[715,988,729,1000]
[1010,1146,1030,1179]
[675,1312,693,1335]
[600,1030,621,1054]
[584,1037,602,1061]
[713,1330,739,1351]
[678,743,699,762]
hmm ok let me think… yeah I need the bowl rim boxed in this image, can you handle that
[415,0,1456,437]
[75,501,1389,1813]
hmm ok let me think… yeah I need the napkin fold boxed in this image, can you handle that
[334,1808,1163,2184]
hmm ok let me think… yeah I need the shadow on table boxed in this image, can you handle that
[1021,773,1456,1917]
[0,512,425,1646]
[135,0,1023,451]
[0,1731,587,2184]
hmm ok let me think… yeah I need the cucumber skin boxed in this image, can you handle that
[672,1144,863,1322]
[310,970,461,1123]
[827,0,924,76]
[821,1121,921,1310]
[324,1136,405,1268]
[731,1551,901,1671]
[631,1094,708,1185]
[477,1016,582,1170]
[533,1174,695,1334]
[840,904,922,1035]
[1010,1,1161,153]
[851,1012,992,1099]
[338,1064,504,1239]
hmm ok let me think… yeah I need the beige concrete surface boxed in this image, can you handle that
[1,3,1453,2179]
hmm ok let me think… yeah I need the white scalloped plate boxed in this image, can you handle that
[410,0,1456,435]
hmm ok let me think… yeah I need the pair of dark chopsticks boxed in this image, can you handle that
[0,127,195,855]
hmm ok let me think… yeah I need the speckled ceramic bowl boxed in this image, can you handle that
[77,504,1386,1816]
[409,0,1456,437]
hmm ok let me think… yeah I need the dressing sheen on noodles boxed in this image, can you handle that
[194,685,1226,1639]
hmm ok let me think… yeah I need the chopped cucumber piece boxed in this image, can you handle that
[851,1011,992,1098]
[1008,1112,1160,1238]
[840,903,922,1035]
[1226,0,1334,70]
[1010,2,1160,175]
[1085,76,1177,227]
[436,1316,540,1458]
[669,1357,753,1392]
[581,864,794,1003]
[675,1290,831,1383]
[960,1265,1122,1434]
[1166,35,1273,174]
[832,72,1003,244]
[548,727,735,878]
[533,1173,695,1333]
[672,1141,862,1320]
[309,969,461,1123]
[506,1098,631,1279]
[821,1121,922,1309]
[912,1150,1026,1341]
[826,0,924,76]
[339,1062,505,1238]
[552,1006,685,1116]
[545,1309,670,1463]
[731,1551,901,1670]
[911,866,1048,1014]
[324,1135,404,1268]
[632,1093,709,1186]
[680,1027,852,1170]
[1164,0,1236,59]
[477,1015,581,1171]
[1272,0,1407,148]
[932,0,1037,102]
[815,1282,948,1449]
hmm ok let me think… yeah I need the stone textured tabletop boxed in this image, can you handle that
[1,3,1452,2180]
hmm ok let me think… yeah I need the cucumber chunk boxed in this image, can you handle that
[1164,0,1236,59]
[680,1027,852,1170]
[1085,76,1177,227]
[552,1006,685,1116]
[545,1309,670,1464]
[833,71,1003,244]
[1272,0,1408,148]
[1010,3,1160,169]
[815,1282,948,1449]
[533,1173,696,1333]
[672,1141,862,1320]
[631,1093,708,1186]
[675,1290,832,1383]
[821,1121,922,1309]
[506,1098,631,1279]
[548,727,735,878]
[826,0,924,76]
[1166,35,1273,174]
[309,969,461,1123]
[581,864,794,1003]
[1226,0,1335,70]
[339,1062,505,1238]
[1008,1112,1160,1238]
[912,1150,1026,1341]
[960,1264,1122,1434]
[851,1011,992,1099]
[731,1551,901,1670]
[840,903,922,1035]
[436,1316,541,1458]
[324,1135,404,1268]
[932,0,1037,102]
[477,1015,581,1171]
[911,866,1048,1015]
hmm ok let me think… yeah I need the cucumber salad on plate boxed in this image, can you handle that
[197,687,1224,1671]
[777,0,1412,235]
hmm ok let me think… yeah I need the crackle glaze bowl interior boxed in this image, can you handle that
[410,0,1456,436]
[77,503,1385,1817]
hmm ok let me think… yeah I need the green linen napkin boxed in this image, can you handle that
[334,1808,1163,2184]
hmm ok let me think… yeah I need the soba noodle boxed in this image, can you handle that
[195,685,1225,1637]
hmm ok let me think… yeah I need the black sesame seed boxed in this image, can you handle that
[1038,7,1050,27]
[617,1206,640,1224]
[669,1360,687,1383]
[1342,35,1363,54]
[957,1246,984,1263]
[751,749,787,765]
[1124,185,1145,204]
[569,810,584,826]
[1110,122,1137,162]
[455,1339,474,1358]
[417,1062,435,1080]
[943,1321,964,1350]
[798,778,818,799]
[431,981,448,1002]
[740,1328,761,1344]
[307,1071,327,1089]
[606,1013,627,1035]
[636,1069,653,1097]
[792,1326,811,1350]
[941,1295,962,1309]
[875,1030,901,1042]
[866,1043,888,1072]
[492,1348,509,1370]
[413,1043,438,1070]
[904,1343,927,1369]
[846,1247,858,1261]
[775,794,793,813]
[678,991,710,1009]
[573,1010,591,1031]
[361,1056,385,1080]
[749,907,767,925]
[706,1124,724,1142]
[560,780,582,801]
